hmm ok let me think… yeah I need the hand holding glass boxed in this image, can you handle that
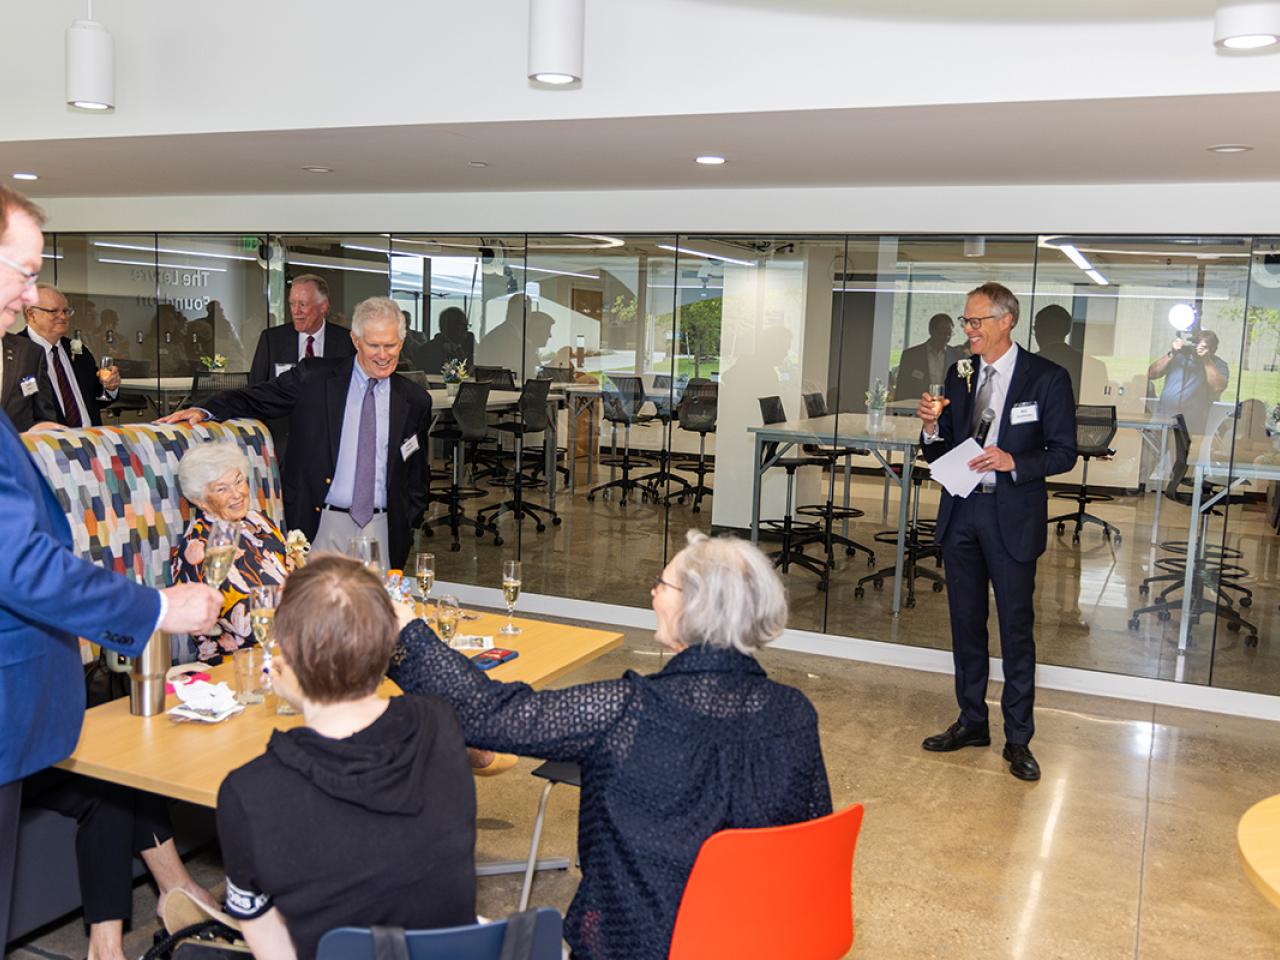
[500,560,522,636]
[202,520,239,589]
[928,383,946,419]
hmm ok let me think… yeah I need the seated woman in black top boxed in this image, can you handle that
[217,557,476,960]
[390,530,832,960]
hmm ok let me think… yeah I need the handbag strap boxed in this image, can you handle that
[497,911,539,960]
[370,926,410,960]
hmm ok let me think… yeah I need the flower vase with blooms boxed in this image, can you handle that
[865,378,887,428]
[441,358,468,397]
[199,353,229,371]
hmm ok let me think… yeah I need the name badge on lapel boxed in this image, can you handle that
[1010,401,1039,425]
[20,376,38,397]
[274,362,296,377]
[400,434,420,460]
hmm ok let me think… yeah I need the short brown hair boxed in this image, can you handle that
[289,273,329,301]
[968,281,1020,326]
[0,185,46,235]
[274,555,396,704]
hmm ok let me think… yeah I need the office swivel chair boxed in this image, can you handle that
[587,375,655,506]
[1128,414,1257,646]
[1049,403,1121,545]
[479,378,561,534]
[665,379,717,513]
[756,396,831,586]
[634,374,693,502]
[427,381,502,550]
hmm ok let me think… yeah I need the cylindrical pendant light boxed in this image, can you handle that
[1214,1,1280,49]
[528,0,584,85]
[66,16,114,110]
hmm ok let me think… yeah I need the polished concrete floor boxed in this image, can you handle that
[429,455,1280,697]
[9,619,1280,960]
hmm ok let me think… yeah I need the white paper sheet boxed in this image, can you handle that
[928,438,986,498]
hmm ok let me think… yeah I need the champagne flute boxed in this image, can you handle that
[928,382,946,419]
[203,519,239,589]
[349,536,382,575]
[413,553,435,621]
[500,560,522,636]
[435,594,461,646]
[249,585,278,648]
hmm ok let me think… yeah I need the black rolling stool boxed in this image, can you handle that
[757,396,830,585]
[1128,414,1257,645]
[793,391,876,584]
[426,380,502,550]
[664,379,717,513]
[479,378,562,535]
[587,374,655,507]
[856,452,944,605]
[634,374,694,502]
[1050,403,1122,545]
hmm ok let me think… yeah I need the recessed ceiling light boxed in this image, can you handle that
[1207,143,1254,153]
[12,172,39,181]
[695,155,726,165]
[469,160,489,168]
[301,165,333,173]
[1214,1,1280,49]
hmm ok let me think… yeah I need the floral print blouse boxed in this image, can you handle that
[171,510,289,663]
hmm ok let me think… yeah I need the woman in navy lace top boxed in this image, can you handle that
[389,530,831,960]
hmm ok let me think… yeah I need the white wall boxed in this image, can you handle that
[5,2,1279,143]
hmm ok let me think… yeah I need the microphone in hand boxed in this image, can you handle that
[974,407,995,446]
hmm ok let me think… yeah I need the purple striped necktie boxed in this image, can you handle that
[350,378,378,527]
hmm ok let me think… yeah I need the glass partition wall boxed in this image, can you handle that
[28,231,1280,699]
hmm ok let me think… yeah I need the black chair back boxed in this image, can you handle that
[1076,404,1117,457]
[473,365,506,383]
[190,370,249,406]
[652,373,676,418]
[602,374,645,425]
[398,370,431,391]
[679,380,718,434]
[518,378,552,433]
[538,365,575,383]
[803,391,828,418]
[759,395,786,426]
[451,381,493,442]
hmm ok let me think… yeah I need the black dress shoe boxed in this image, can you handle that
[921,721,991,752]
[1003,743,1041,781]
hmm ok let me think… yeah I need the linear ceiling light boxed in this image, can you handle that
[656,244,756,267]
[66,2,114,110]
[528,0,584,85]
[1214,1,1280,48]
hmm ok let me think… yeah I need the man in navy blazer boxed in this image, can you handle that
[248,274,355,385]
[916,282,1076,782]
[0,187,221,948]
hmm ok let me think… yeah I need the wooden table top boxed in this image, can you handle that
[1239,794,1280,910]
[59,612,623,808]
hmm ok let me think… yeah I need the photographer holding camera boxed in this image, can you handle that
[1148,328,1229,435]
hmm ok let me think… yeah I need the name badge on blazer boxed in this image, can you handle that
[1010,401,1039,425]
[274,362,296,377]
[20,375,38,397]
[400,434,420,460]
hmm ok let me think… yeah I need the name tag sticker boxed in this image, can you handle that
[20,376,38,397]
[1010,401,1039,425]
[400,435,420,460]
[273,363,296,377]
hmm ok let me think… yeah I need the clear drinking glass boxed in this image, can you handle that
[500,560,522,636]
[435,594,461,646]
[249,585,278,648]
[413,552,435,621]
[349,536,382,575]
[203,520,239,589]
[232,647,264,705]
[929,382,945,419]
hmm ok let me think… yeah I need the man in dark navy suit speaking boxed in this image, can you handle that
[916,282,1076,781]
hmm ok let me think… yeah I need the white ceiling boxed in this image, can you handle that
[7,92,1280,197]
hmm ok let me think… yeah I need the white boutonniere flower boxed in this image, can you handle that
[70,338,83,356]
[956,357,973,391]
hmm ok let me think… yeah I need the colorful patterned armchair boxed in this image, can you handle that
[21,419,282,588]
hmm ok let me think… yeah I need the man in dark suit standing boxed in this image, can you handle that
[248,273,355,384]
[0,186,220,948]
[164,297,432,569]
[1,331,60,430]
[894,312,963,400]
[22,283,120,426]
[916,282,1076,781]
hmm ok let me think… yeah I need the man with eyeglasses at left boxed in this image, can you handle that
[22,283,120,427]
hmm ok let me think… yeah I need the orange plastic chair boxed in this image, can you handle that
[667,804,864,960]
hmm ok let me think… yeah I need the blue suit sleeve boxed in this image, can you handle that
[1012,365,1078,483]
[0,446,161,656]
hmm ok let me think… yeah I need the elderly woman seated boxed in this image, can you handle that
[390,530,832,960]
[172,441,289,662]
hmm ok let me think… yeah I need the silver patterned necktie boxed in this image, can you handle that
[971,365,996,436]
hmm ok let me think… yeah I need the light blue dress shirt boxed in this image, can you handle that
[326,361,389,510]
